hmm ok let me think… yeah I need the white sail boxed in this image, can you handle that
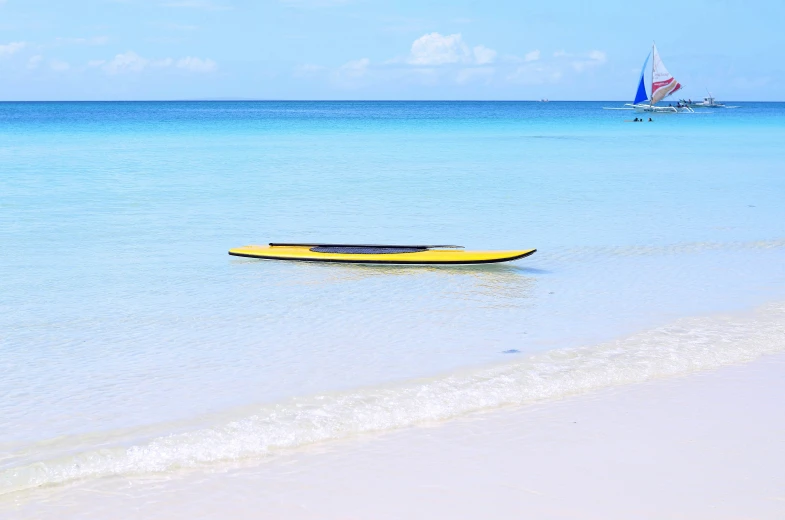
[650,44,682,104]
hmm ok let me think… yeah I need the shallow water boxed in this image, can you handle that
[1,101,784,496]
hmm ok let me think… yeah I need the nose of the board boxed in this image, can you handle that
[228,245,262,256]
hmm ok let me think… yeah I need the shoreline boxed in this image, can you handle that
[2,301,785,499]
[4,352,784,519]
[2,298,785,518]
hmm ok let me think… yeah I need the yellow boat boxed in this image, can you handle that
[228,243,536,265]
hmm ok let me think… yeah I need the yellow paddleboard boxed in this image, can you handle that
[228,243,536,265]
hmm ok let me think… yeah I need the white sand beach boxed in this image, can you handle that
[6,352,783,520]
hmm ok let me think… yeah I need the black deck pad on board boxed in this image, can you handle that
[309,246,427,254]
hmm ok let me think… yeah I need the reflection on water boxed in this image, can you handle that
[229,256,532,277]
[230,257,538,308]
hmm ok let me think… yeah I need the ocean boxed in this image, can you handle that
[1,101,784,506]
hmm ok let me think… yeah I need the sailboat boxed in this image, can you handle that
[628,43,692,113]
[605,43,693,113]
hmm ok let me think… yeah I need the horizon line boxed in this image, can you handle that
[0,99,780,103]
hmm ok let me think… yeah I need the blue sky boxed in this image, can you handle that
[1,0,782,100]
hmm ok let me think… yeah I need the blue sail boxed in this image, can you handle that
[633,52,651,105]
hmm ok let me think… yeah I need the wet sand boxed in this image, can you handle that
[6,353,784,520]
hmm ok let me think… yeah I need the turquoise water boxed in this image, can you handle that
[2,102,785,495]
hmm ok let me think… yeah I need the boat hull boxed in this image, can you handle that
[228,245,537,265]
[629,103,693,113]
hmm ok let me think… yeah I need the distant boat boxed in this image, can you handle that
[540,98,549,102]
[604,43,693,113]
[682,93,726,108]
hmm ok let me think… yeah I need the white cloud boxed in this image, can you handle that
[524,50,540,62]
[338,57,369,77]
[27,54,43,69]
[0,41,26,57]
[104,51,149,74]
[408,33,470,65]
[176,56,216,72]
[504,48,607,85]
[100,51,215,74]
[298,36,606,90]
[294,63,327,77]
[50,59,70,72]
[571,50,606,72]
[407,32,497,67]
[329,58,371,87]
[161,0,232,10]
[588,50,606,62]
[473,45,496,65]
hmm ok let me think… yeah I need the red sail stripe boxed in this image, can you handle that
[652,77,675,94]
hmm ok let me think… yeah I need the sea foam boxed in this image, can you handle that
[2,302,784,496]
